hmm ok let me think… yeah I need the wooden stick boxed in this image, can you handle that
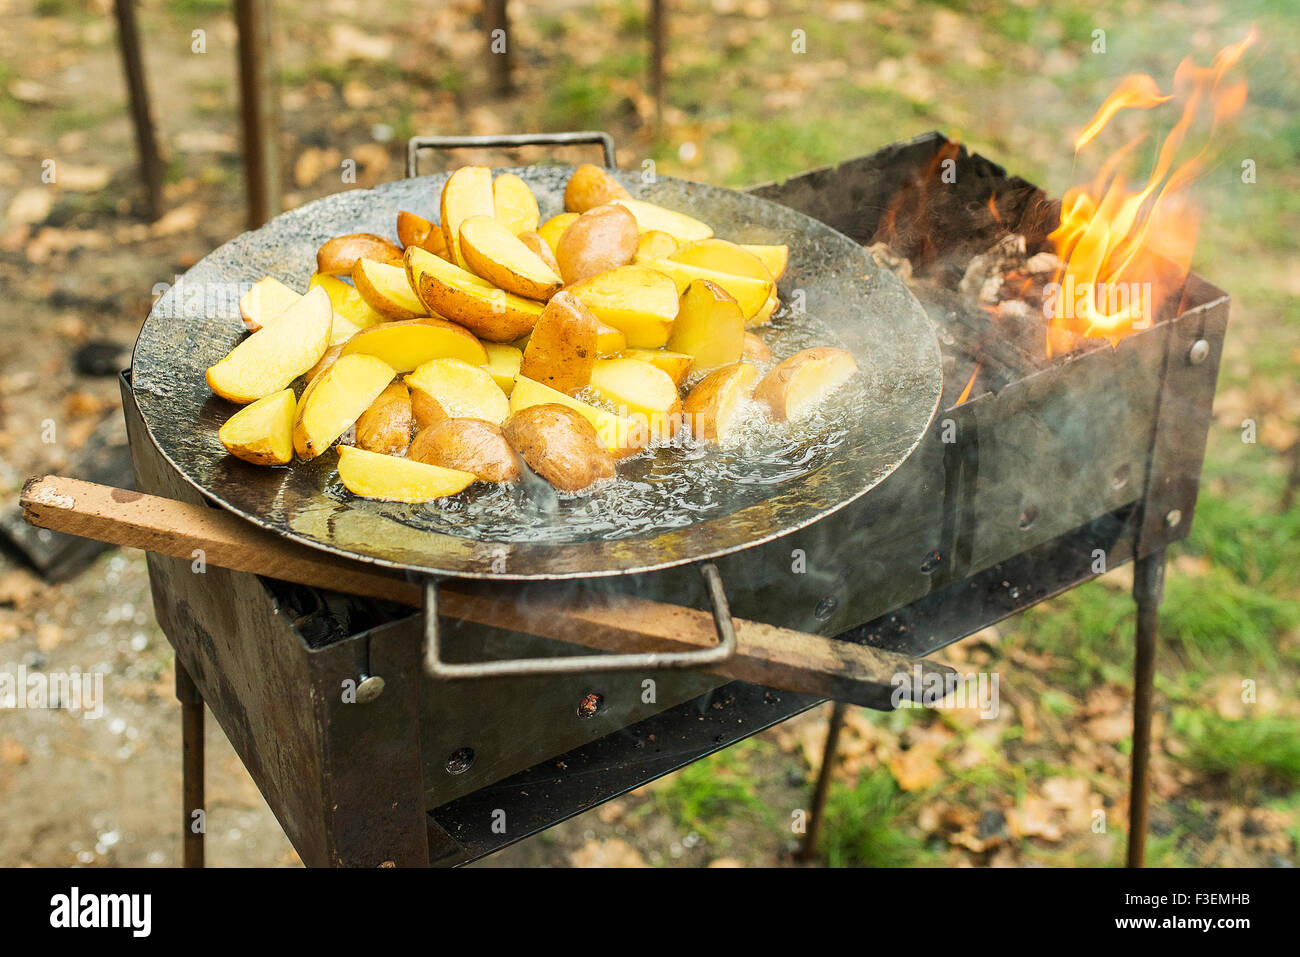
[21,475,948,706]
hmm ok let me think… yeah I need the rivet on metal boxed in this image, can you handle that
[577,692,602,718]
[1164,509,1183,528]
[1188,339,1210,365]
[814,595,839,620]
[445,747,475,775]
[355,675,385,704]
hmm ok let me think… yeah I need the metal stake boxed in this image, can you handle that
[112,0,165,221]
[649,0,667,133]
[1127,548,1165,867]
[482,0,513,96]
[797,700,847,862]
[234,0,280,229]
[175,658,206,868]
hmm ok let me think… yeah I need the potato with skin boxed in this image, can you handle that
[741,243,789,281]
[683,362,759,444]
[746,292,780,328]
[589,358,682,441]
[440,166,494,269]
[493,172,540,234]
[309,273,386,328]
[405,357,509,425]
[405,246,544,342]
[340,317,486,372]
[293,353,396,460]
[555,204,639,285]
[336,445,476,503]
[636,230,679,260]
[409,418,521,483]
[754,347,858,422]
[516,230,561,275]
[537,212,579,255]
[459,215,562,300]
[564,163,630,213]
[409,387,448,430]
[520,290,598,395]
[397,210,436,249]
[351,258,426,320]
[239,276,300,331]
[635,254,772,319]
[481,342,523,393]
[219,388,296,466]
[354,381,413,455]
[207,286,332,404]
[317,233,404,275]
[503,404,616,492]
[670,239,774,285]
[667,279,745,373]
[609,198,712,241]
[509,375,647,459]
[742,331,773,365]
[565,264,679,349]
[616,348,694,387]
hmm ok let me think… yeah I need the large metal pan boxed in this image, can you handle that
[132,163,941,582]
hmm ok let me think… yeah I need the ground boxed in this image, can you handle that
[0,0,1296,867]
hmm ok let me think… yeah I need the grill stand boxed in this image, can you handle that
[1126,548,1166,868]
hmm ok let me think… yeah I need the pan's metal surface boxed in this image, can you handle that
[132,166,941,579]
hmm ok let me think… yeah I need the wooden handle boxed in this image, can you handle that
[21,475,949,707]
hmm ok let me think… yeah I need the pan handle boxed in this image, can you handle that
[406,131,617,178]
[422,563,738,679]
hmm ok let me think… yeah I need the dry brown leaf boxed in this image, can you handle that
[888,738,944,791]
[569,838,646,868]
[1,738,29,765]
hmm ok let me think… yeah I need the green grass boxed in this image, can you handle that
[653,745,767,839]
[819,767,934,867]
[1176,711,1300,786]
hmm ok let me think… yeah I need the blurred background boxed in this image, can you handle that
[0,0,1295,867]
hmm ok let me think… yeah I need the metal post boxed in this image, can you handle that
[483,0,513,96]
[1127,548,1165,868]
[234,0,280,229]
[175,658,205,868]
[649,0,666,133]
[797,701,847,862]
[112,0,165,221]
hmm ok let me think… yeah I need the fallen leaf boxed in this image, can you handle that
[1,738,28,765]
[569,838,646,868]
[888,738,944,791]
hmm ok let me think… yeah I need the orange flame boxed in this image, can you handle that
[1046,30,1256,349]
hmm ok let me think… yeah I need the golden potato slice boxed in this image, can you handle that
[308,273,387,329]
[520,289,598,395]
[409,418,521,483]
[305,344,342,386]
[317,233,403,276]
[595,321,628,356]
[397,210,436,249]
[683,362,759,444]
[481,342,523,393]
[616,348,695,387]
[564,164,631,213]
[410,387,447,430]
[516,230,561,275]
[634,254,772,319]
[293,353,396,460]
[609,198,713,241]
[354,381,413,455]
[336,445,476,503]
[746,292,780,328]
[555,204,639,285]
[636,230,679,260]
[670,239,774,286]
[340,316,486,372]
[405,245,544,343]
[459,215,562,300]
[503,404,616,492]
[207,286,332,404]
[590,358,682,440]
[440,165,494,269]
[741,243,789,281]
[566,264,679,349]
[493,172,540,234]
[537,212,579,256]
[406,357,509,425]
[218,388,296,466]
[239,276,301,331]
[509,375,647,459]
[351,258,426,320]
[742,331,773,365]
[667,279,745,373]
[754,347,858,422]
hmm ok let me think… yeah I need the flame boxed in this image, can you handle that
[955,361,981,405]
[1046,30,1256,348]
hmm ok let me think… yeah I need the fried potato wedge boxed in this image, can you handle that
[397,210,436,249]
[537,212,579,256]
[566,264,679,349]
[503,404,616,492]
[683,362,759,444]
[746,292,780,328]
[336,445,475,503]
[354,380,413,455]
[317,233,404,275]
[520,289,598,395]
[351,257,426,320]
[306,344,343,385]
[207,286,332,403]
[340,316,486,372]
[239,276,301,331]
[405,246,544,342]
[409,418,520,483]
[616,348,695,387]
[742,331,773,365]
[481,342,523,393]
[636,229,679,260]
[492,172,540,234]
[754,346,858,422]
[555,204,639,285]
[667,279,745,373]
[516,230,561,275]
[563,163,630,213]
[440,165,494,269]
[218,388,296,466]
[609,198,713,241]
[590,358,682,439]
[595,321,628,356]
[406,357,509,425]
[634,254,772,319]
[409,387,447,430]
[308,273,387,329]
[459,215,562,300]
[741,243,789,281]
[509,375,647,459]
[670,239,774,286]
[292,353,395,460]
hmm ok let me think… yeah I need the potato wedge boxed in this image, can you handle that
[239,276,301,331]
[566,264,679,349]
[616,347,694,387]
[354,381,413,455]
[308,273,387,329]
[590,358,682,440]
[537,212,579,256]
[563,163,630,213]
[481,342,523,393]
[670,239,774,286]
[741,243,789,281]
[492,172,540,234]
[509,375,647,459]
[207,286,332,404]
[754,347,858,422]
[317,233,403,276]
[405,245,544,342]
[292,353,395,460]
[636,230,679,260]
[634,254,772,319]
[746,292,780,328]
[520,289,598,395]
[218,388,296,466]
[609,198,713,241]
[405,357,509,425]
[667,279,745,373]
[459,215,562,300]
[555,204,639,285]
[516,230,561,275]
[440,165,494,269]
[742,331,773,365]
[306,344,343,385]
[336,445,476,503]
[351,258,426,320]
[340,316,486,372]
[397,210,436,250]
[595,321,628,356]
[683,362,759,444]
[503,404,616,492]
[409,418,520,483]
[410,387,447,430]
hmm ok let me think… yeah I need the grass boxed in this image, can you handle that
[652,744,768,840]
[820,767,934,867]
[1177,711,1300,786]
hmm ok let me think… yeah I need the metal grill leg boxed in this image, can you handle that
[176,659,205,868]
[112,0,164,220]
[483,0,513,96]
[1127,548,1165,868]
[234,0,280,229]
[797,701,847,862]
